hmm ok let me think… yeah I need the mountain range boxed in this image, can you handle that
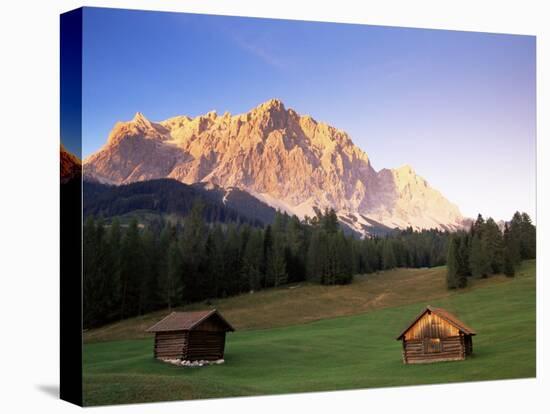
[84,99,465,234]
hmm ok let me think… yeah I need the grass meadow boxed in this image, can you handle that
[83,260,535,406]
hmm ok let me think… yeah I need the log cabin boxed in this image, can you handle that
[146,309,234,361]
[396,306,476,364]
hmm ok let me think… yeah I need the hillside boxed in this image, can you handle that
[83,99,465,233]
[83,178,277,226]
[84,263,524,343]
[83,260,535,405]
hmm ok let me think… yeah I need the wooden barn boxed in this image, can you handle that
[396,306,476,364]
[146,309,234,361]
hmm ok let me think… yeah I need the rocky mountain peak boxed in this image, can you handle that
[84,100,464,233]
[256,98,285,112]
[133,111,147,122]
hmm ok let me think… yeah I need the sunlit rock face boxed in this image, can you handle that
[60,144,81,184]
[84,99,464,233]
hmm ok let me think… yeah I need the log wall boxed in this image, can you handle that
[403,335,466,364]
[154,331,188,360]
[186,331,226,361]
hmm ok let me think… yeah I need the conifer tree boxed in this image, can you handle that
[266,235,287,287]
[286,215,306,282]
[473,214,485,236]
[262,225,273,278]
[224,224,242,295]
[382,238,396,270]
[457,234,470,277]
[469,234,484,278]
[242,229,264,291]
[119,218,144,318]
[505,217,521,265]
[180,199,207,302]
[321,208,339,234]
[503,223,516,277]
[483,218,504,274]
[141,228,160,314]
[446,236,460,289]
[520,212,536,259]
[205,224,225,298]
[333,231,353,284]
[104,218,122,321]
[164,239,183,309]
[306,229,322,283]
[447,236,467,289]
[359,238,375,274]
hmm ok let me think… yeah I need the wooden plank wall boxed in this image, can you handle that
[404,312,459,340]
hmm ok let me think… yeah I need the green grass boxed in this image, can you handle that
[83,260,535,406]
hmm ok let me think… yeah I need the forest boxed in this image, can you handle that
[446,212,536,288]
[83,203,535,329]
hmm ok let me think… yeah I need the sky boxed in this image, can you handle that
[75,7,536,222]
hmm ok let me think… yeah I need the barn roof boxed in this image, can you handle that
[396,305,476,340]
[146,309,234,333]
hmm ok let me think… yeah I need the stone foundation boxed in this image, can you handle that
[161,358,225,367]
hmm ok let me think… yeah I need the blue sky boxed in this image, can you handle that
[77,7,536,221]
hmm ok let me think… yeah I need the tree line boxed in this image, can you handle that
[446,212,536,289]
[83,203,534,329]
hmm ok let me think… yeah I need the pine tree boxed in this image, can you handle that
[473,214,485,236]
[509,212,524,264]
[447,236,460,289]
[165,239,183,309]
[503,248,516,277]
[266,235,287,287]
[359,238,374,274]
[205,224,225,298]
[119,218,144,319]
[447,236,467,289]
[506,218,522,265]
[106,218,122,319]
[321,208,339,234]
[156,223,172,307]
[520,212,536,259]
[262,225,273,281]
[224,224,242,296]
[503,223,516,277]
[306,229,322,283]
[141,228,160,314]
[333,231,353,284]
[180,199,207,302]
[242,229,264,291]
[483,218,504,274]
[469,234,484,278]
[286,215,306,282]
[382,239,396,270]
[457,234,470,277]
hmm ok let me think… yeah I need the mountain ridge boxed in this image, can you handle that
[60,144,81,184]
[84,99,464,233]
